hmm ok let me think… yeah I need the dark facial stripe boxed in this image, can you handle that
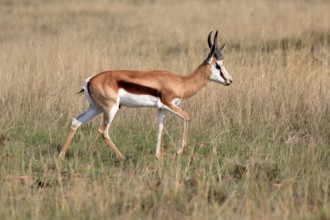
[216,63,226,81]
[220,70,226,81]
[118,81,162,98]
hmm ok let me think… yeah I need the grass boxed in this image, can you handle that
[0,0,330,219]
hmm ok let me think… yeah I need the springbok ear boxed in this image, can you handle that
[219,43,226,51]
[207,44,216,62]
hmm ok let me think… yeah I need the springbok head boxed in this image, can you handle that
[207,30,233,86]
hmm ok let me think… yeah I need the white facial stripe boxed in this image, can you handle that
[218,60,232,82]
[209,59,232,85]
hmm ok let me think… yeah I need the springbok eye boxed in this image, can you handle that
[215,64,221,70]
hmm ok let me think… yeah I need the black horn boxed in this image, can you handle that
[213,30,218,47]
[208,31,213,48]
[207,43,216,60]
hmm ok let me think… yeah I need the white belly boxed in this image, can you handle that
[118,89,163,108]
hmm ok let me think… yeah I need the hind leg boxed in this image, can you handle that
[98,102,125,160]
[59,105,102,159]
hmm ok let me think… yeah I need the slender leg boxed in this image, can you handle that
[98,103,125,160]
[155,109,165,159]
[177,118,189,155]
[59,105,101,159]
[165,104,190,155]
[59,126,76,160]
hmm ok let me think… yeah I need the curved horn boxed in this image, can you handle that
[207,31,213,48]
[214,30,218,47]
[207,43,216,61]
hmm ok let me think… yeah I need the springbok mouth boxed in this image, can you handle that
[225,79,233,86]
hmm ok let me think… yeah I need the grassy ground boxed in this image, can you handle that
[0,0,329,219]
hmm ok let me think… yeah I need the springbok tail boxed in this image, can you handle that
[81,77,96,105]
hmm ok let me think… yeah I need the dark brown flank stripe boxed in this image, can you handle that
[118,81,162,98]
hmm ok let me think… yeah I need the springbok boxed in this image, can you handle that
[59,30,233,160]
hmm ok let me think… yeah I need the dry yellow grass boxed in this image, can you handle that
[0,0,329,219]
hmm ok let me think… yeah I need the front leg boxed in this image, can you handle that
[155,109,165,159]
[177,118,189,155]
[165,104,190,155]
